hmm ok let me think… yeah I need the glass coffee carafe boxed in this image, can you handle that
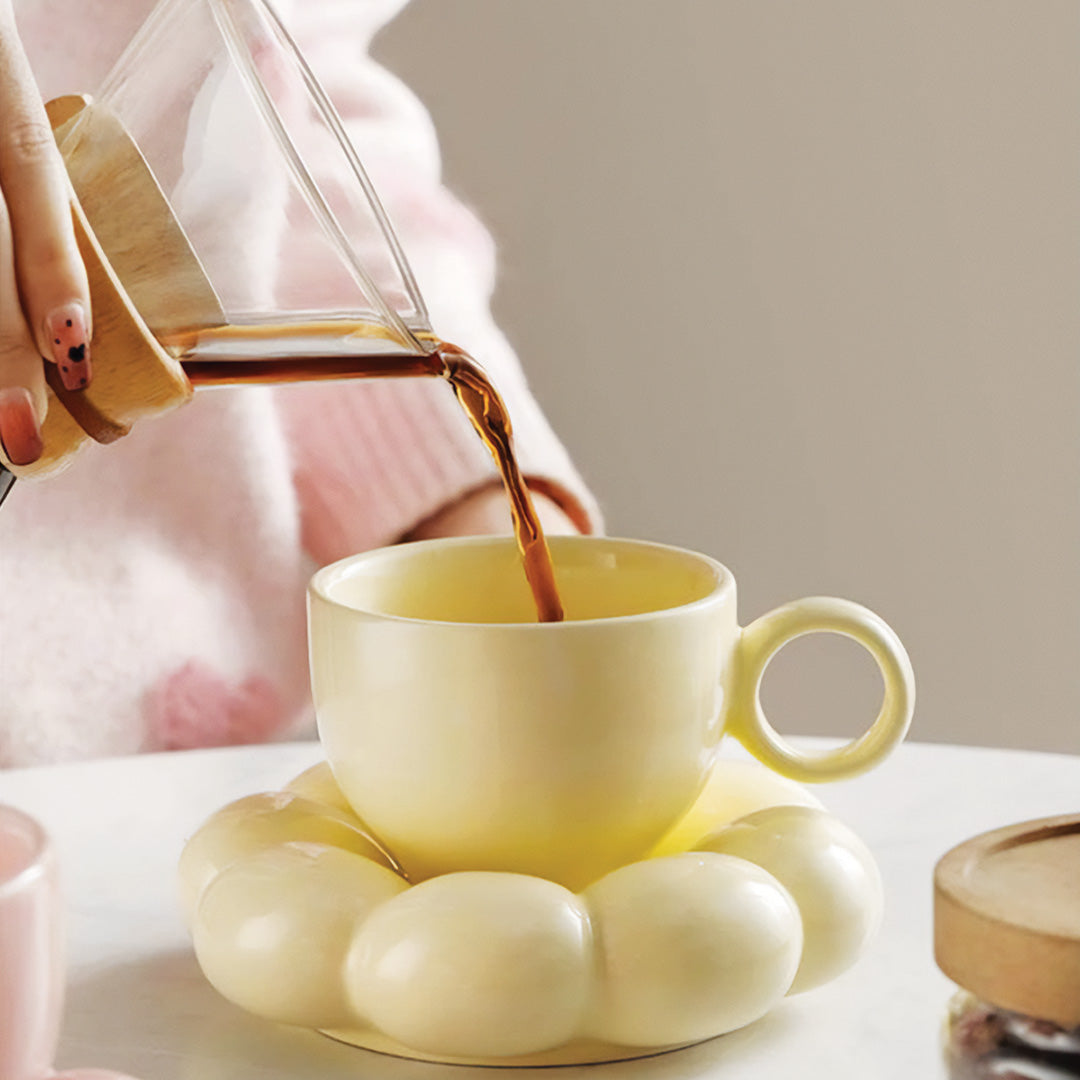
[1,0,562,620]
[47,0,436,417]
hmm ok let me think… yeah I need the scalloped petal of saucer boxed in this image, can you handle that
[192,841,407,1028]
[347,871,592,1058]
[651,758,825,858]
[181,760,882,1065]
[696,804,883,994]
[178,790,399,920]
[583,852,802,1046]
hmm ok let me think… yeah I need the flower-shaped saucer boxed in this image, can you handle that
[179,756,882,1066]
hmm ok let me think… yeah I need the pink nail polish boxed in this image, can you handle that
[45,303,92,392]
[0,387,44,465]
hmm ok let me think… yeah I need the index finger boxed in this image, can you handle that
[0,6,92,391]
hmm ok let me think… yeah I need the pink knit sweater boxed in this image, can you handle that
[0,0,598,766]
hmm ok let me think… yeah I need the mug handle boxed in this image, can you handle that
[727,597,914,782]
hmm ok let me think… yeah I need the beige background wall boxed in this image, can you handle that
[375,2,1080,752]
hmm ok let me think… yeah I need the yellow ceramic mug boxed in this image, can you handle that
[309,536,913,889]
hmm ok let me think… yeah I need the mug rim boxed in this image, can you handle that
[308,534,734,629]
[0,805,50,900]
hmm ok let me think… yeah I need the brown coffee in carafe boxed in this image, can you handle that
[164,323,565,623]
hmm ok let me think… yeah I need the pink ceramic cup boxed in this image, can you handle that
[0,805,136,1080]
[0,805,63,1080]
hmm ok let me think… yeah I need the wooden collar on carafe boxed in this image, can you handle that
[43,363,130,444]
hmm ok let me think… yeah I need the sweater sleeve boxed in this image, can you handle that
[271,2,601,565]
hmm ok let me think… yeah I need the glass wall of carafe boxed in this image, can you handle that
[59,0,435,367]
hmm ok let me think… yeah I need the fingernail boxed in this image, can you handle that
[46,302,92,391]
[0,387,44,466]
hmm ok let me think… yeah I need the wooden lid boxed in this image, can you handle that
[934,813,1080,1028]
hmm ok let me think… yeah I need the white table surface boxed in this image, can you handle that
[0,738,1076,1080]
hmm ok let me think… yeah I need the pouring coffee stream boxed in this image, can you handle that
[173,327,565,624]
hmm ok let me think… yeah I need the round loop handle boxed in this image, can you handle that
[729,597,914,782]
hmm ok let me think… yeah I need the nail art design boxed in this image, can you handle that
[0,387,44,466]
[46,304,91,391]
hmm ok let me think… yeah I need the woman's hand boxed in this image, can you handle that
[0,2,90,466]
